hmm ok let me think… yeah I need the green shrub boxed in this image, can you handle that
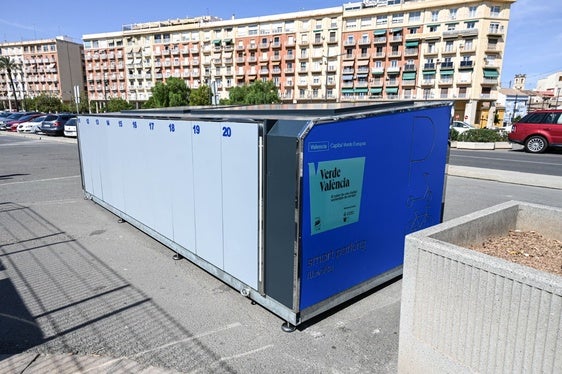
[457,128,505,142]
[449,128,459,141]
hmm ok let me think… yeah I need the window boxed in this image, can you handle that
[431,10,439,22]
[464,39,474,50]
[447,24,456,31]
[409,27,419,34]
[346,19,357,29]
[466,21,476,29]
[469,6,477,18]
[361,17,372,27]
[409,11,421,22]
[490,5,500,17]
[428,25,438,32]
[392,13,404,24]
[444,41,454,52]
[376,15,388,26]
[450,8,457,20]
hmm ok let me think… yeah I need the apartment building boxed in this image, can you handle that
[81,0,515,125]
[0,36,85,110]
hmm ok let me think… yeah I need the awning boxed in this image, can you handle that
[212,39,221,45]
[371,70,384,75]
[370,87,382,94]
[392,28,402,33]
[343,61,354,66]
[373,30,386,36]
[355,88,368,93]
[483,69,499,78]
[464,20,478,23]
[357,60,369,66]
[341,88,354,94]
[402,72,416,80]
[405,40,419,47]
[356,74,368,78]
[386,87,398,94]
[223,38,233,44]
[342,75,354,81]
[440,69,454,76]
[422,69,436,74]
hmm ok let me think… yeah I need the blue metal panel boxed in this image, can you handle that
[299,106,450,310]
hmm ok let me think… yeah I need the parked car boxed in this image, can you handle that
[63,117,78,137]
[508,110,562,153]
[0,112,36,130]
[7,113,44,132]
[40,113,75,136]
[17,115,47,133]
[449,121,476,134]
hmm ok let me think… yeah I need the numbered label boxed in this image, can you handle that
[169,123,175,132]
[118,120,123,128]
[132,121,138,129]
[193,124,200,134]
[222,126,232,137]
[149,122,155,130]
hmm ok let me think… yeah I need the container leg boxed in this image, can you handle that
[117,218,126,223]
[281,322,296,333]
[173,253,183,261]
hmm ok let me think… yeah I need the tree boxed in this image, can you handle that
[224,80,280,105]
[143,77,190,108]
[189,85,212,106]
[0,56,21,111]
[32,94,63,113]
[107,98,134,112]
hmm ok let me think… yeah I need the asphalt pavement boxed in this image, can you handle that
[1,131,562,373]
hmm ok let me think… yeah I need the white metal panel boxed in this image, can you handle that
[141,119,175,240]
[120,117,150,226]
[169,120,196,251]
[78,117,95,195]
[192,121,223,266]
[221,122,259,289]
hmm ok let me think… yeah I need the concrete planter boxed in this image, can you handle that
[456,141,495,150]
[398,201,562,373]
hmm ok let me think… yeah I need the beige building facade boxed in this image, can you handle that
[80,0,515,123]
[0,36,84,110]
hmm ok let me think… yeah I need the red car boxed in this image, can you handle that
[7,113,43,132]
[508,110,562,153]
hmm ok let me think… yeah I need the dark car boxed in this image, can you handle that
[7,113,44,132]
[508,110,562,153]
[40,113,75,136]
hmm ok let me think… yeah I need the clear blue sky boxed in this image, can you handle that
[1,0,560,89]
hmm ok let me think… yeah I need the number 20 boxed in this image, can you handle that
[222,126,231,137]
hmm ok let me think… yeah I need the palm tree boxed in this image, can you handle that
[0,56,20,111]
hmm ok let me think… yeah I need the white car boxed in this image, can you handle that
[17,115,47,133]
[450,121,476,134]
[63,117,78,137]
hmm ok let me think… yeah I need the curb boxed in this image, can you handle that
[447,165,562,190]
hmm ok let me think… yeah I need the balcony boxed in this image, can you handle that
[371,67,384,75]
[438,77,454,86]
[404,64,417,71]
[285,54,295,61]
[327,37,338,44]
[421,79,435,86]
[443,29,479,38]
[372,52,386,59]
[358,38,371,46]
[342,53,355,60]
[387,66,401,74]
[404,48,418,56]
[442,47,456,55]
[487,26,504,35]
[423,63,436,70]
[389,51,401,58]
[259,42,270,49]
[344,39,356,47]
[390,35,402,43]
[358,53,370,59]
[271,41,282,49]
[284,68,294,74]
[481,77,498,85]
[459,61,473,69]
[312,39,323,46]
[373,37,387,44]
[441,62,454,69]
[236,45,245,51]
[236,57,245,64]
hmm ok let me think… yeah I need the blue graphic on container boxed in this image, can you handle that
[299,106,451,311]
[308,157,365,235]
